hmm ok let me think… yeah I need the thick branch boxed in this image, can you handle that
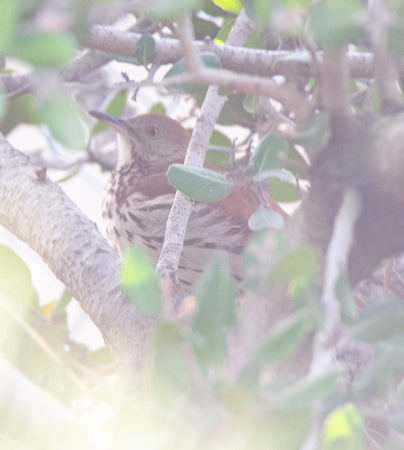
[86,25,379,79]
[0,26,385,101]
[0,135,155,393]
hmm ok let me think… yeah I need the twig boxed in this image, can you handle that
[156,9,254,284]
[311,188,362,375]
[259,96,297,138]
[176,15,202,74]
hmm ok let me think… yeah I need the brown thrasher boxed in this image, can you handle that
[90,111,287,289]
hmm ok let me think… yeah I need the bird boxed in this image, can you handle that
[90,111,288,290]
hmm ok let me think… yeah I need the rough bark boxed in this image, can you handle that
[0,135,155,393]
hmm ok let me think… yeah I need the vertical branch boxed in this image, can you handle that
[176,15,202,74]
[156,9,254,283]
[310,188,362,376]
[321,47,351,116]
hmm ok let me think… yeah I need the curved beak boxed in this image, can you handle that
[89,110,128,134]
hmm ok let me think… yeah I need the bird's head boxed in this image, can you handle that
[90,111,190,169]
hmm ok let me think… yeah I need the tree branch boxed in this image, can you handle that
[0,135,156,393]
[156,9,254,284]
[0,24,388,101]
[86,25,380,79]
[310,188,362,377]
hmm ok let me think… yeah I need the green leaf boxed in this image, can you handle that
[146,0,202,21]
[200,52,222,70]
[217,94,253,125]
[295,111,330,153]
[335,272,357,319]
[0,82,8,122]
[205,148,231,167]
[164,52,221,94]
[270,177,299,202]
[388,24,404,55]
[0,245,38,307]
[152,323,184,351]
[255,310,311,364]
[212,380,254,415]
[149,102,166,115]
[120,247,161,315]
[52,289,73,316]
[322,404,365,450]
[270,245,318,284]
[252,133,289,174]
[254,410,311,450]
[253,168,295,183]
[243,94,261,114]
[92,92,127,134]
[289,278,323,327]
[153,347,190,396]
[272,369,342,411]
[212,0,242,13]
[90,347,113,366]
[41,93,88,150]
[210,129,232,148]
[307,0,365,48]
[167,164,234,202]
[214,19,235,45]
[205,130,232,166]
[241,0,272,25]
[0,93,38,135]
[351,297,403,342]
[377,336,404,371]
[0,0,18,53]
[14,32,77,67]
[243,0,311,27]
[136,34,156,66]
[248,207,285,231]
[192,253,236,370]
[192,15,220,41]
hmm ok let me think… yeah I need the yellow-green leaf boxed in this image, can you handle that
[0,245,38,307]
[212,0,242,13]
[14,32,77,67]
[322,404,365,450]
[167,164,234,202]
[121,247,161,315]
[0,0,18,53]
[41,93,88,150]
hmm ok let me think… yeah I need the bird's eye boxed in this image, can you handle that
[147,127,159,137]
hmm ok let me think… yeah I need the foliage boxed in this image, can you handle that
[1,0,404,449]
